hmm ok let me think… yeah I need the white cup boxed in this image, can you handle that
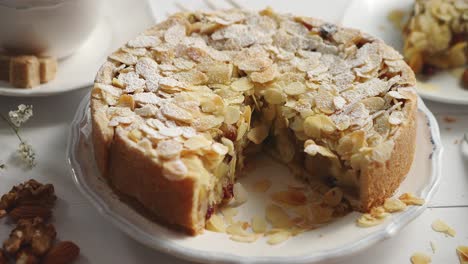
[0,0,102,59]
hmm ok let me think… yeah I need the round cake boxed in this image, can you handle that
[91,8,417,235]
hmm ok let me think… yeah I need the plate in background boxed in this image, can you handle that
[342,0,468,105]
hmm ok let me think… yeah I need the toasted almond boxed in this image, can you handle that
[42,241,80,264]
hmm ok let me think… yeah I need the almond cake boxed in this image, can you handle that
[403,0,467,74]
[91,8,417,235]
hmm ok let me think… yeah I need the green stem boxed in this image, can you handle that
[0,113,24,143]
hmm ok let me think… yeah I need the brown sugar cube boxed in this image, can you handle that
[38,56,57,83]
[10,56,40,88]
[0,54,10,81]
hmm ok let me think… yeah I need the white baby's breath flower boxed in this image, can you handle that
[17,142,36,168]
[9,104,33,128]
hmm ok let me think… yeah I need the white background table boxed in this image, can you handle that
[0,0,467,263]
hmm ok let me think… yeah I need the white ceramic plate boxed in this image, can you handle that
[0,0,155,97]
[67,93,442,264]
[342,0,468,105]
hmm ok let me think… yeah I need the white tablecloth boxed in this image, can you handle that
[1,0,467,263]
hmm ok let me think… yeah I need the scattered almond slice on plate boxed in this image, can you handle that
[410,252,431,264]
[266,230,291,245]
[431,219,456,237]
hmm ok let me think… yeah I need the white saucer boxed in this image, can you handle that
[67,93,442,264]
[0,0,155,97]
[342,0,468,105]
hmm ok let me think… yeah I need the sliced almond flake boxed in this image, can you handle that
[387,90,406,99]
[252,179,272,193]
[388,110,404,125]
[109,50,138,65]
[250,64,278,84]
[315,89,335,114]
[284,82,306,96]
[266,230,291,245]
[134,105,157,117]
[229,234,261,243]
[224,106,241,125]
[247,125,269,144]
[180,126,197,139]
[383,198,407,212]
[456,246,468,263]
[370,206,390,219]
[162,159,188,180]
[128,35,161,48]
[251,215,267,234]
[333,96,346,110]
[356,213,384,227]
[156,140,183,159]
[184,135,212,150]
[431,219,456,237]
[221,207,238,224]
[95,83,123,97]
[133,92,161,105]
[271,190,307,206]
[159,126,183,137]
[136,57,159,78]
[118,71,146,93]
[160,103,193,123]
[233,183,248,206]
[398,193,425,206]
[140,124,165,140]
[206,214,226,233]
[212,142,229,156]
[410,252,431,264]
[231,77,254,92]
[108,116,134,127]
[164,24,186,45]
[159,77,187,89]
[193,115,224,131]
[226,221,250,236]
[266,204,294,228]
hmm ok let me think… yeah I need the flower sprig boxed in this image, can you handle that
[0,104,36,168]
